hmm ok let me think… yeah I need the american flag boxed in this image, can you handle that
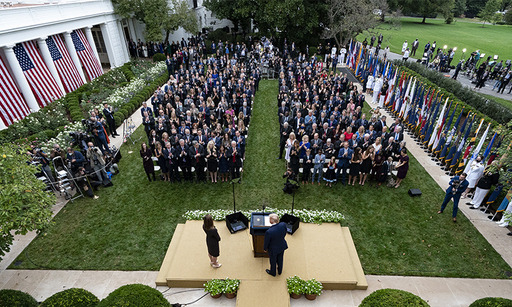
[13,40,64,107]
[47,35,84,92]
[71,29,103,81]
[0,56,31,126]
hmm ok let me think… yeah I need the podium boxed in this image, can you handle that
[250,212,271,257]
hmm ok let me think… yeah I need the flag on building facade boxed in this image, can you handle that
[47,34,84,92]
[13,40,64,107]
[70,29,103,81]
[0,56,31,126]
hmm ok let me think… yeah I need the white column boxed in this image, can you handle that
[63,31,87,83]
[37,37,66,94]
[127,18,137,42]
[84,26,101,64]
[3,45,40,112]
[116,20,130,63]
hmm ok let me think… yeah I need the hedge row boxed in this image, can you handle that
[397,60,512,124]
[4,287,511,306]
[0,285,170,307]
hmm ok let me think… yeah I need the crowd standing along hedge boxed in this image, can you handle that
[0,60,166,148]
[359,289,430,307]
[41,288,99,307]
[397,60,512,124]
[0,289,38,307]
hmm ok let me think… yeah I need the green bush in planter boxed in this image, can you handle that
[114,115,123,127]
[98,284,170,307]
[303,278,323,296]
[223,278,240,294]
[41,288,99,307]
[0,289,38,307]
[470,297,512,307]
[286,275,305,294]
[359,289,429,307]
[153,53,166,62]
[204,279,224,296]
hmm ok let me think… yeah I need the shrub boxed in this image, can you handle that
[223,278,240,294]
[204,279,224,296]
[286,275,305,294]
[303,278,323,296]
[114,114,123,127]
[470,297,512,307]
[153,53,166,62]
[0,289,38,307]
[98,284,170,307]
[359,289,429,307]
[41,288,99,307]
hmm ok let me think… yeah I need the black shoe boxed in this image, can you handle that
[265,269,276,277]
[111,135,116,138]
[465,202,473,206]
[469,206,478,210]
[507,232,512,236]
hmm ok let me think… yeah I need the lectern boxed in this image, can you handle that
[250,212,271,257]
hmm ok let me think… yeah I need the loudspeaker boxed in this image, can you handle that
[225,212,249,234]
[408,188,422,197]
[280,213,300,235]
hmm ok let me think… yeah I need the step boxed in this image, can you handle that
[155,223,186,286]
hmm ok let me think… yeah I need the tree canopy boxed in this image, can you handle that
[113,0,198,43]
[390,0,452,23]
[479,0,502,26]
[0,145,54,260]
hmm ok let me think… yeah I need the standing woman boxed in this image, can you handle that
[203,214,221,268]
[206,141,219,183]
[155,142,169,181]
[395,148,409,188]
[289,140,300,179]
[349,147,362,186]
[285,132,296,166]
[218,145,229,182]
[360,147,374,186]
[140,143,156,181]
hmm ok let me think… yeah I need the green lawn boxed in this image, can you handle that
[11,80,511,279]
[358,17,512,62]
[480,93,512,110]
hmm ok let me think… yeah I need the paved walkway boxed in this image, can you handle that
[1,78,512,306]
[385,51,512,100]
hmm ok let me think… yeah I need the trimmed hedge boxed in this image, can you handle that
[98,284,170,307]
[470,297,512,307]
[359,289,430,307]
[398,60,512,124]
[153,53,166,62]
[0,289,38,307]
[41,288,99,307]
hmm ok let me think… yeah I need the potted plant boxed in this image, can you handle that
[286,275,304,299]
[303,278,323,300]
[204,279,224,298]
[223,278,240,299]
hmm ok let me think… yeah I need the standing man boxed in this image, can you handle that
[263,214,288,277]
[103,103,119,138]
[411,39,419,56]
[452,60,463,80]
[336,141,353,185]
[438,173,469,222]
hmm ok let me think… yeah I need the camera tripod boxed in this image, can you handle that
[122,117,141,145]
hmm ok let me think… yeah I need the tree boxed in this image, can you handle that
[505,6,512,24]
[204,0,253,34]
[0,145,54,260]
[323,0,383,47]
[479,0,502,26]
[453,0,467,17]
[113,0,198,42]
[394,0,451,23]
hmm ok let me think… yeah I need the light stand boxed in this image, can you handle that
[231,177,241,213]
[281,178,300,234]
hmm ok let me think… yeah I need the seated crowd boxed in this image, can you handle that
[275,57,410,188]
[139,39,266,183]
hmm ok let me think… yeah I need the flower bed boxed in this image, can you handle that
[183,208,345,224]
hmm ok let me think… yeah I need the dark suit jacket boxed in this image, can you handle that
[264,222,288,256]
[280,125,292,144]
[337,147,354,166]
[227,146,243,167]
[446,176,469,196]
[189,145,205,166]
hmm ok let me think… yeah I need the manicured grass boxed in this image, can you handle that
[358,17,512,62]
[12,80,511,279]
[480,93,512,111]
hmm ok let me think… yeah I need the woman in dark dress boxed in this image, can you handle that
[154,142,168,181]
[349,147,362,186]
[395,148,409,188]
[206,141,218,183]
[372,152,384,180]
[203,214,221,268]
[289,140,300,178]
[323,156,337,187]
[140,143,155,181]
[218,145,229,182]
[360,146,374,186]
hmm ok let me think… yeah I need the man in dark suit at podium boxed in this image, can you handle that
[263,214,288,277]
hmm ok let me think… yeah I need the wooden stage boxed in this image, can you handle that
[156,220,367,307]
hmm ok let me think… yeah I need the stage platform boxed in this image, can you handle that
[156,220,367,306]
